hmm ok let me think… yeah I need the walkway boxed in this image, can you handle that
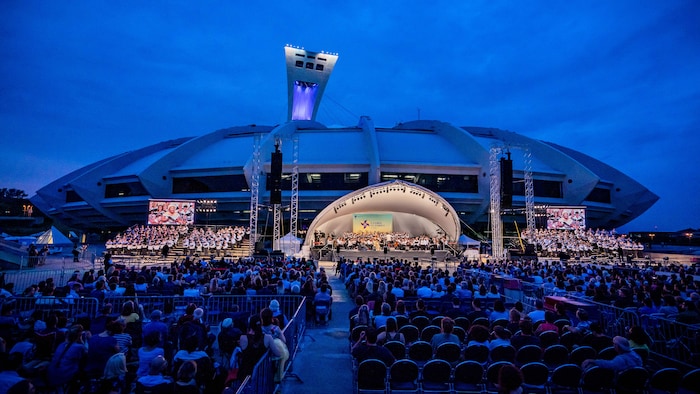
[281,260,354,394]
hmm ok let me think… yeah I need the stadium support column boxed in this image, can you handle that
[290,136,299,239]
[249,134,262,255]
[489,147,504,259]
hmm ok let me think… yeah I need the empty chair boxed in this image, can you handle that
[616,367,649,394]
[357,359,388,394]
[407,341,433,366]
[431,316,445,327]
[520,362,549,394]
[515,344,543,366]
[384,341,407,361]
[491,319,509,329]
[490,345,516,363]
[570,345,597,366]
[453,326,467,343]
[560,331,582,351]
[680,369,700,394]
[420,325,441,342]
[542,344,569,369]
[549,364,583,394]
[581,366,615,393]
[389,359,420,393]
[453,360,484,394]
[463,344,490,364]
[597,346,617,360]
[421,359,453,394]
[648,368,681,394]
[399,325,419,345]
[472,317,489,327]
[395,315,410,329]
[455,317,471,332]
[411,316,430,332]
[435,342,462,364]
[538,330,559,348]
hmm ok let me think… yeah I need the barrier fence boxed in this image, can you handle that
[236,297,307,394]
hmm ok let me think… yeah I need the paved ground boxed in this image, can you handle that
[281,260,354,394]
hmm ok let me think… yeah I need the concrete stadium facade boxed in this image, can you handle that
[31,117,658,237]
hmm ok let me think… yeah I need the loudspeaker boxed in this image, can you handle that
[500,156,513,209]
[270,149,282,204]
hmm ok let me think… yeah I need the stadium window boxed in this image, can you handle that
[585,187,611,203]
[173,175,248,194]
[105,182,148,198]
[65,190,84,203]
[513,178,563,198]
[380,173,478,193]
[317,57,327,61]
[315,64,324,71]
[295,60,304,68]
[270,172,368,190]
[305,62,314,69]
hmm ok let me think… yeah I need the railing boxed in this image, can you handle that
[4,296,100,321]
[236,297,307,394]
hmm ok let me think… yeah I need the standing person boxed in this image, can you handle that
[72,245,80,262]
[39,245,49,266]
[28,244,38,268]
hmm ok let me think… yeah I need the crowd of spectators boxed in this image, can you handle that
[0,253,329,393]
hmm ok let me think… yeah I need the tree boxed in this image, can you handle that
[0,188,28,200]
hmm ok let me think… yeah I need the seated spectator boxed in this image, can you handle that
[527,300,546,323]
[409,299,430,320]
[175,360,199,393]
[0,352,24,393]
[583,322,613,353]
[489,300,509,322]
[142,310,168,348]
[102,352,127,393]
[507,308,521,334]
[111,319,133,356]
[393,300,409,318]
[582,336,642,373]
[47,324,88,389]
[534,312,559,335]
[510,318,541,350]
[498,363,524,394]
[269,299,289,329]
[119,301,140,324]
[467,299,487,322]
[676,300,700,324]
[373,303,392,329]
[489,326,512,350]
[137,331,165,378]
[466,324,490,348]
[91,303,117,336]
[238,315,270,379]
[564,308,591,335]
[137,355,173,387]
[85,320,120,378]
[7,379,35,394]
[351,328,395,366]
[627,326,652,352]
[377,317,405,345]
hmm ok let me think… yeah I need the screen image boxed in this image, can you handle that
[148,200,195,225]
[352,213,393,234]
[546,207,586,230]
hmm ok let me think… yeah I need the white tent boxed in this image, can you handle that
[36,226,73,246]
[458,234,481,260]
[278,232,302,257]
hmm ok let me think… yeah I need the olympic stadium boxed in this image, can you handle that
[30,46,659,247]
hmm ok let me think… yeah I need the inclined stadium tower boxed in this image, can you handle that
[30,45,658,245]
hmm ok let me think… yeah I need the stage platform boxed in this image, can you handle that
[332,248,454,264]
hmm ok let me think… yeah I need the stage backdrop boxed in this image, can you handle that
[352,213,393,234]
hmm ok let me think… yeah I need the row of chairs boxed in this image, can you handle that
[357,358,700,394]
[377,341,615,371]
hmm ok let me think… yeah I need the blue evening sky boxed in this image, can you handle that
[1,1,698,232]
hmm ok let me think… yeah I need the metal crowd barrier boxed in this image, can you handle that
[3,269,72,293]
[103,295,206,321]
[641,313,700,366]
[6,296,99,321]
[236,297,308,394]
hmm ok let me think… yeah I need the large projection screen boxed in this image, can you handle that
[148,200,195,225]
[352,213,393,234]
[546,206,586,230]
